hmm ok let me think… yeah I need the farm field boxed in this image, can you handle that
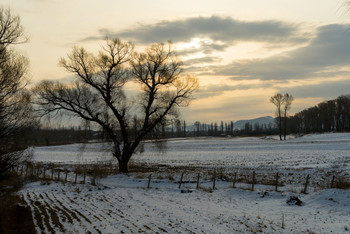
[33,132,350,187]
[34,133,350,168]
[33,133,350,170]
[20,132,350,233]
[20,175,350,233]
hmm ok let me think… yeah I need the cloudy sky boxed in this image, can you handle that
[2,0,350,123]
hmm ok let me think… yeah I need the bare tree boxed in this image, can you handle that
[35,39,198,172]
[270,93,284,140]
[0,6,32,180]
[270,93,293,141]
[342,1,350,12]
[282,93,293,140]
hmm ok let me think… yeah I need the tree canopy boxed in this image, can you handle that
[35,39,198,172]
[0,6,32,179]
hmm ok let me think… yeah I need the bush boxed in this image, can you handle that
[0,193,35,233]
[0,147,33,182]
[0,174,35,233]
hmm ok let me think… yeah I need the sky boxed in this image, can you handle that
[2,0,350,124]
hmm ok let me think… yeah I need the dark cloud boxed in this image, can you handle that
[195,84,235,99]
[120,16,301,44]
[282,78,350,100]
[80,16,303,46]
[195,83,271,99]
[214,24,350,81]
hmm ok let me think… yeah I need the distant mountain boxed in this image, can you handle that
[233,116,276,130]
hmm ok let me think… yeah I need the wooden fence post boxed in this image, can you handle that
[74,173,78,184]
[57,170,61,181]
[232,172,237,188]
[147,174,152,189]
[252,171,255,191]
[178,172,184,189]
[196,173,200,189]
[43,168,46,179]
[303,174,310,194]
[25,165,28,178]
[330,175,335,188]
[275,172,279,191]
[83,170,86,184]
[36,167,40,178]
[65,170,68,183]
[212,170,216,190]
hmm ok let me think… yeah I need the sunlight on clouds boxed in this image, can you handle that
[4,0,350,123]
[176,38,202,50]
[184,88,276,122]
[220,42,274,61]
[190,87,275,117]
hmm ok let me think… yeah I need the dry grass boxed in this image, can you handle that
[73,164,87,175]
[217,173,231,182]
[134,173,146,179]
[87,163,111,179]
[333,176,350,189]
[198,186,213,193]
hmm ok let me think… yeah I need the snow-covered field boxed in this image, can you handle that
[33,132,350,187]
[33,133,350,170]
[21,133,350,233]
[21,175,350,233]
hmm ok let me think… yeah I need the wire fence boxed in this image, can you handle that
[11,161,350,193]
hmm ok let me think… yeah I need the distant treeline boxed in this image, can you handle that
[17,95,350,146]
[288,95,350,134]
[167,94,350,138]
[150,120,277,138]
[187,121,277,137]
[14,127,99,146]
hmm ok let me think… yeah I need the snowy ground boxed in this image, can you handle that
[32,132,350,188]
[21,175,350,233]
[21,133,350,233]
[33,133,350,171]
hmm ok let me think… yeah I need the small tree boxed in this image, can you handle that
[282,93,294,140]
[35,39,198,173]
[270,93,293,141]
[0,7,32,180]
[270,93,284,140]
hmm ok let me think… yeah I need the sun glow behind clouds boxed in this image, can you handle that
[177,38,202,50]
[4,0,350,123]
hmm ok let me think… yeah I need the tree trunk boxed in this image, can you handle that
[118,158,129,173]
[283,116,286,140]
[278,116,282,141]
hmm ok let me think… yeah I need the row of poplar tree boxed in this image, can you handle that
[289,95,350,134]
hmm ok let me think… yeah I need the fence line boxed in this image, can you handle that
[14,162,350,193]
